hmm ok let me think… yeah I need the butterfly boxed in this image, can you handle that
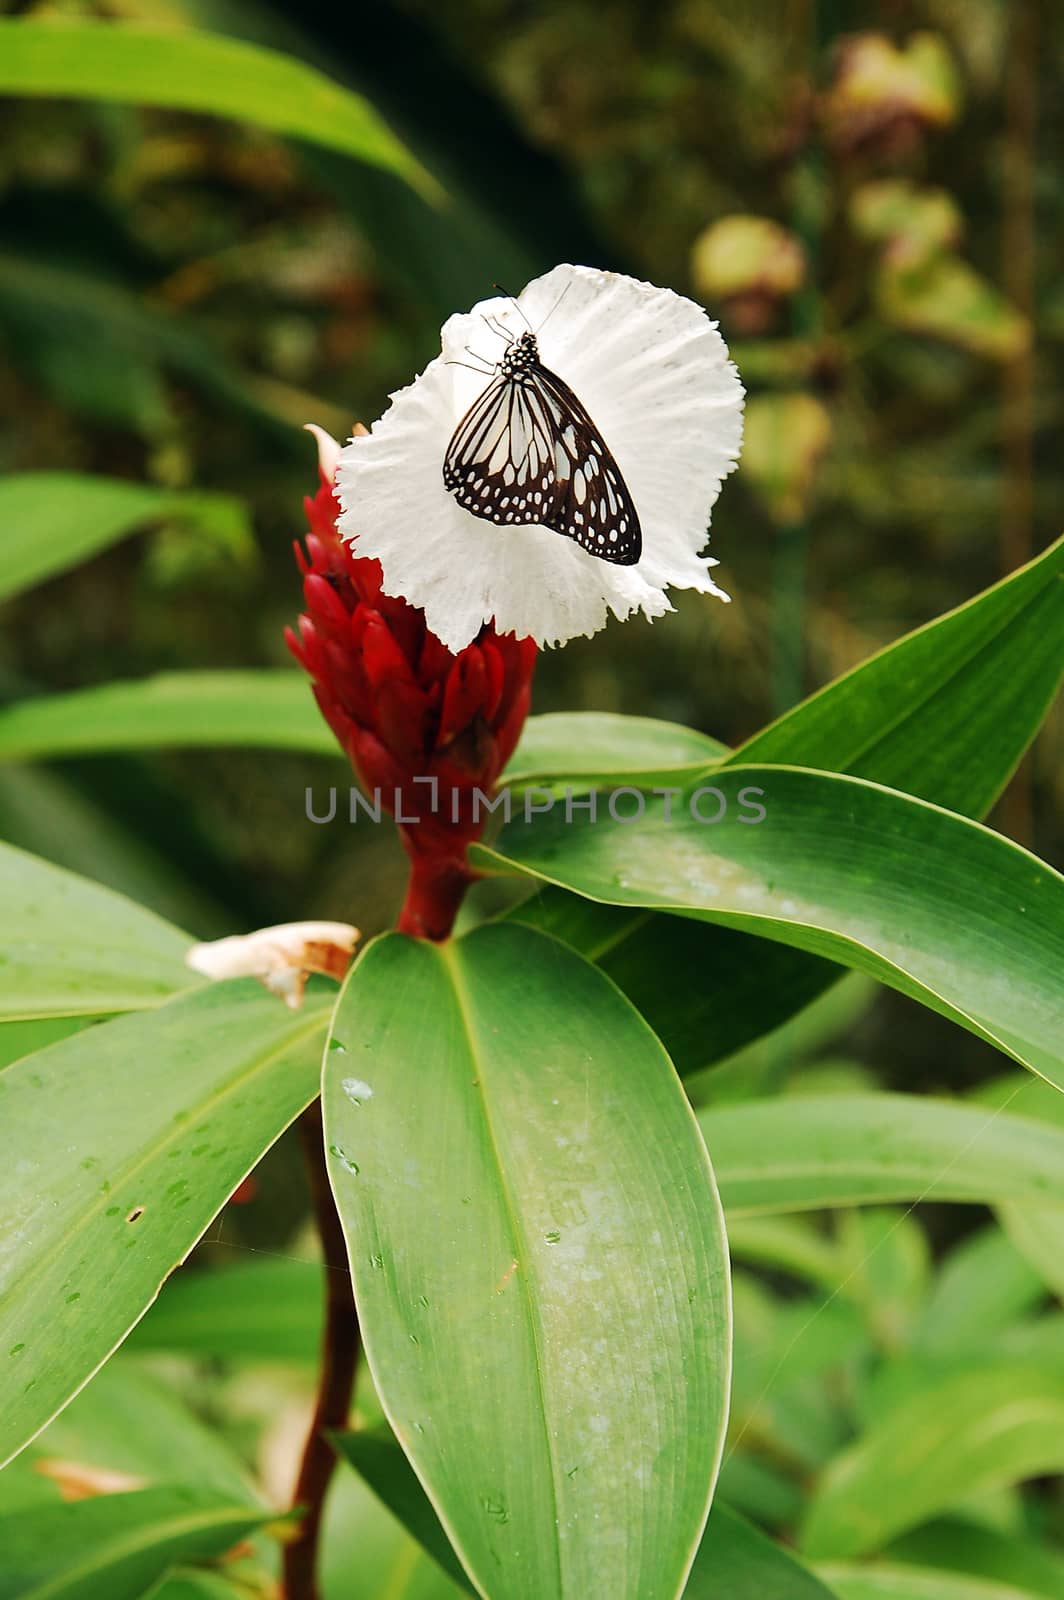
[443,329,642,566]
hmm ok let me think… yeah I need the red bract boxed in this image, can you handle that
[286,466,537,940]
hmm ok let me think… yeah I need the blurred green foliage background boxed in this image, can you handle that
[0,0,1060,1104]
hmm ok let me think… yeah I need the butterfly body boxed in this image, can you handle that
[443,331,642,566]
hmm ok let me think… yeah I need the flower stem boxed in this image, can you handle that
[396,850,474,941]
[283,1100,360,1600]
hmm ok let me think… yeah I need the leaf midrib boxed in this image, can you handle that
[437,942,566,1600]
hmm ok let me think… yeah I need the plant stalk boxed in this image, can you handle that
[396,850,474,941]
[283,1099,360,1600]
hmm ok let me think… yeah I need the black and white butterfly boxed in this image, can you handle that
[443,329,642,566]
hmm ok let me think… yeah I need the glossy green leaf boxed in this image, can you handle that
[0,473,248,603]
[0,840,197,1021]
[323,923,730,1600]
[130,1257,322,1363]
[0,981,328,1468]
[503,713,726,787]
[687,1504,840,1598]
[818,1565,1043,1600]
[701,1095,1064,1215]
[478,768,1064,1088]
[0,19,436,198]
[508,534,1064,1071]
[0,1484,270,1600]
[0,672,337,761]
[801,1363,1064,1558]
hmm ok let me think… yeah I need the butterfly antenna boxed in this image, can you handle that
[492,282,533,332]
[534,279,573,336]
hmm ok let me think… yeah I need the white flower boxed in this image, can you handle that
[334,263,744,651]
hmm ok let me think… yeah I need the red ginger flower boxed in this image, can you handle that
[286,429,537,941]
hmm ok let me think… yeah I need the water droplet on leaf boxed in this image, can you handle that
[328,1144,359,1175]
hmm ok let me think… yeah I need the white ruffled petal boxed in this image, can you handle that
[336,264,743,650]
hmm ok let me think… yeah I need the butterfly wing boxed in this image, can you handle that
[530,365,641,565]
[443,376,551,524]
[443,360,641,567]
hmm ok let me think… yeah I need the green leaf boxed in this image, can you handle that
[701,1094,1064,1214]
[333,1428,476,1592]
[974,1078,1064,1298]
[504,713,727,787]
[510,893,841,1078]
[687,1503,840,1598]
[910,1227,1046,1353]
[726,1214,843,1289]
[888,1517,1064,1600]
[714,1453,804,1528]
[684,977,874,1107]
[818,1564,1043,1600]
[0,672,336,762]
[0,1016,95,1070]
[0,840,197,1021]
[477,768,1064,1088]
[146,1572,250,1600]
[509,533,1064,1071]
[0,1484,271,1600]
[834,1210,929,1354]
[729,1274,866,1468]
[130,1257,321,1363]
[334,1428,837,1600]
[323,923,730,1600]
[0,473,249,604]
[0,19,436,199]
[30,1358,259,1504]
[731,533,1064,816]
[0,249,323,442]
[0,981,328,1468]
[0,685,722,784]
[322,1457,466,1600]
[995,1204,1064,1301]
[801,1363,1064,1559]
